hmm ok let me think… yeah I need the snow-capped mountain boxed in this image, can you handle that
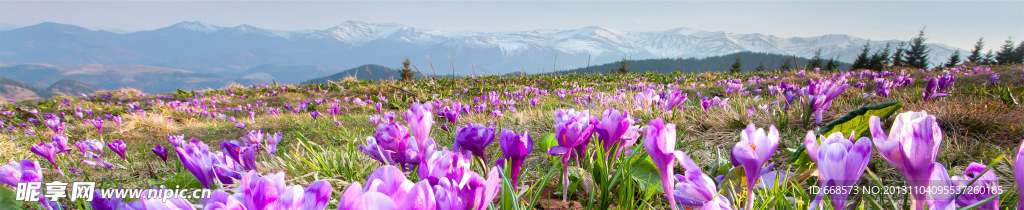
[0,21,965,75]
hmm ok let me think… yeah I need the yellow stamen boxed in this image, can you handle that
[750,144,757,151]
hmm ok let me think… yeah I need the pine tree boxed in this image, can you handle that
[851,42,871,70]
[996,38,1017,65]
[967,37,984,64]
[617,58,630,74]
[807,49,824,70]
[891,42,907,67]
[825,57,839,71]
[902,29,931,69]
[779,59,792,72]
[868,43,892,71]
[755,61,766,72]
[1014,41,1024,64]
[399,58,415,81]
[944,50,961,68]
[729,56,743,74]
[983,50,996,65]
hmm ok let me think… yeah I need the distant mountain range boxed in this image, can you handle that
[0,76,104,101]
[1,21,964,77]
[0,62,347,94]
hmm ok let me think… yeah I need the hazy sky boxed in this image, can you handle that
[2,1,1022,51]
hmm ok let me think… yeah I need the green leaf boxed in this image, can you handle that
[627,156,663,199]
[160,170,206,190]
[816,101,903,138]
[1001,86,1019,106]
[175,89,194,98]
[0,187,23,210]
[537,134,560,166]
[789,102,902,164]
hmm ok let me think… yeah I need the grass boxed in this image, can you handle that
[1,64,1023,209]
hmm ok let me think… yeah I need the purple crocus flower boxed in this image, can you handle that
[328,103,341,117]
[990,73,1000,85]
[805,78,849,124]
[700,97,713,114]
[237,145,259,171]
[499,129,532,190]
[202,191,245,210]
[235,122,246,129]
[82,152,114,169]
[360,122,417,170]
[642,117,681,210]
[168,134,186,148]
[673,152,732,210]
[151,145,168,162]
[730,123,779,209]
[112,116,122,132]
[547,109,595,201]
[874,79,893,98]
[31,142,62,174]
[88,190,122,210]
[339,166,411,209]
[107,139,128,161]
[232,171,334,210]
[922,78,951,103]
[51,135,70,153]
[403,102,434,147]
[45,118,64,134]
[443,106,460,125]
[92,118,104,133]
[662,90,688,112]
[84,139,105,155]
[806,131,872,209]
[952,162,1000,209]
[0,160,43,187]
[454,123,496,162]
[595,108,640,160]
[310,111,322,120]
[869,111,942,209]
[242,130,264,148]
[175,138,217,189]
[266,132,283,157]
[1015,140,1024,208]
[936,73,955,92]
[418,149,472,186]
[927,163,957,210]
[212,152,242,185]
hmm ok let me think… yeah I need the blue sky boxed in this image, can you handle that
[2,1,1022,51]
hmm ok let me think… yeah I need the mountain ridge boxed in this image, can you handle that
[1,21,965,75]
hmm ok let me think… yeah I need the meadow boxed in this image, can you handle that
[1,64,1023,210]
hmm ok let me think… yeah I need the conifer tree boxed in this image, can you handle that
[996,38,1017,65]
[944,50,961,68]
[779,59,792,72]
[1014,41,1024,64]
[891,42,906,67]
[617,58,630,74]
[825,57,839,71]
[729,56,743,74]
[851,42,871,70]
[755,61,766,72]
[983,50,996,65]
[399,58,415,81]
[902,29,931,69]
[868,43,892,71]
[967,37,985,64]
[807,49,824,70]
